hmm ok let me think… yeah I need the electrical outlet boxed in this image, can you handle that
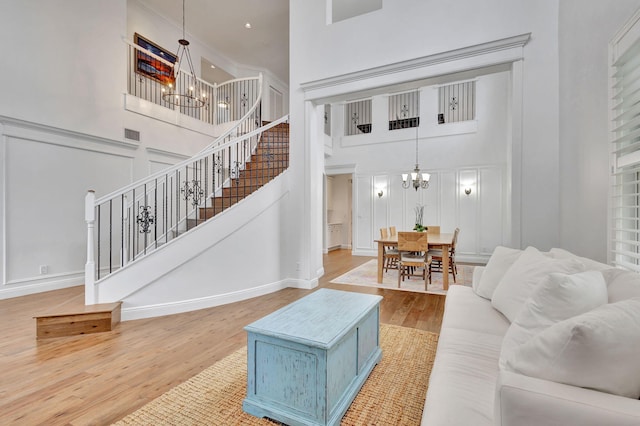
[39,265,48,275]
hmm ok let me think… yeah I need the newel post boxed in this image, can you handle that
[85,190,96,305]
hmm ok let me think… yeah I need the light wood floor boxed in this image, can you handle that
[0,249,446,425]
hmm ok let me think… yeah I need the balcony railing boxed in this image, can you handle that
[125,39,261,129]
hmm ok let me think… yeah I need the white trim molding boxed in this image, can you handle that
[300,33,531,101]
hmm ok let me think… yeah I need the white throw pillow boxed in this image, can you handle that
[502,298,640,399]
[473,246,522,300]
[491,246,584,322]
[499,270,608,369]
[601,268,640,303]
[550,247,611,271]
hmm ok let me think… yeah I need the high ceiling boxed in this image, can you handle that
[140,0,289,83]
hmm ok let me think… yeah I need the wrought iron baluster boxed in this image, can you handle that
[136,205,155,235]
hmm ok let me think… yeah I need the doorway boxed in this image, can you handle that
[324,173,353,253]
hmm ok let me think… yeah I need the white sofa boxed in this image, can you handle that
[422,247,640,425]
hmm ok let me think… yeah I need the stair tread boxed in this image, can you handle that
[34,300,122,318]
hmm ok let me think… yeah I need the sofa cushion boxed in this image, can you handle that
[473,246,522,300]
[422,328,502,426]
[601,268,640,303]
[443,285,510,336]
[503,298,640,399]
[491,246,584,322]
[499,270,608,369]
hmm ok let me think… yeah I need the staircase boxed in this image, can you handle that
[37,122,289,336]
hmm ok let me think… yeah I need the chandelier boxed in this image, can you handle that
[161,0,206,108]
[402,121,430,191]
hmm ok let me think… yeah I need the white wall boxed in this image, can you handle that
[0,0,127,141]
[558,0,640,262]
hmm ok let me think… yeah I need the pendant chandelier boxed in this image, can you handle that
[161,0,206,108]
[402,118,430,191]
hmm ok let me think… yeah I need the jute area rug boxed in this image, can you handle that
[330,259,473,295]
[113,323,439,426]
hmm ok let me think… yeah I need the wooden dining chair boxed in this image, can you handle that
[426,226,440,234]
[389,226,397,236]
[429,227,460,283]
[397,232,431,290]
[380,228,398,272]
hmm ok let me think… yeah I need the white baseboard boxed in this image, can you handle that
[0,273,83,300]
[352,249,377,257]
[286,277,319,290]
[121,279,291,321]
[121,276,322,321]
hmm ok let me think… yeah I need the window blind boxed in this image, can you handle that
[611,38,640,272]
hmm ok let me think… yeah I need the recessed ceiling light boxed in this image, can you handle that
[245,22,252,29]
[210,64,216,69]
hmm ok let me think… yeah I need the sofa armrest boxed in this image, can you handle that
[471,265,485,294]
[495,370,640,426]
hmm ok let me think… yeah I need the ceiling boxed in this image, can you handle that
[140,0,289,84]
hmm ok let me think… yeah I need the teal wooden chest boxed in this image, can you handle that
[243,288,383,425]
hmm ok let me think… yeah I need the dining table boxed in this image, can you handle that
[374,232,455,290]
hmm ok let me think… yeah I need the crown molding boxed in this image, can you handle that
[300,33,531,100]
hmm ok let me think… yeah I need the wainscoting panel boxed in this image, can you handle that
[479,167,504,255]
[402,176,424,231]
[2,133,133,291]
[388,174,404,232]
[373,175,389,241]
[355,176,373,251]
[439,171,458,234]
[422,173,440,228]
[457,169,479,255]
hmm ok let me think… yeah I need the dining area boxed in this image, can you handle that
[374,226,460,291]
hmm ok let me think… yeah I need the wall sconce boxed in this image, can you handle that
[464,187,472,196]
[377,189,384,198]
